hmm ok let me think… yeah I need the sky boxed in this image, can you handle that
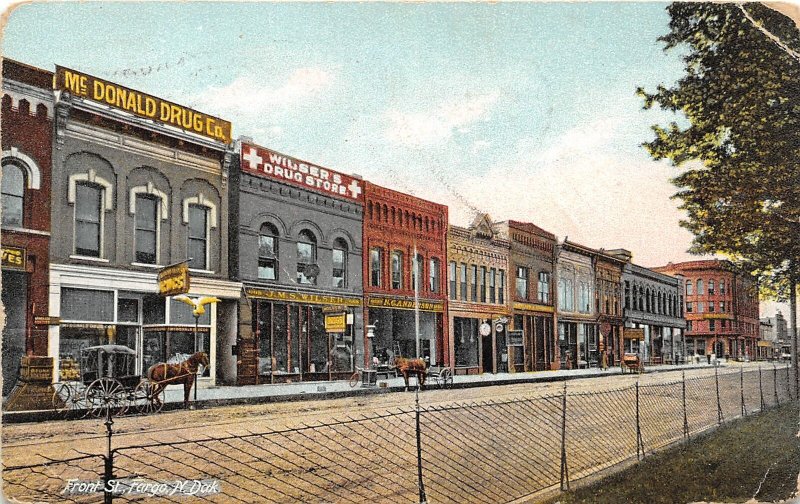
[2,1,787,318]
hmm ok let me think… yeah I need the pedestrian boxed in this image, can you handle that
[601,349,608,371]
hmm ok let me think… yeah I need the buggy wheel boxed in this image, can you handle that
[85,378,127,417]
[52,382,84,415]
[349,371,360,388]
[135,381,165,415]
[439,368,453,389]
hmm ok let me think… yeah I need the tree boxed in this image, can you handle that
[637,2,800,385]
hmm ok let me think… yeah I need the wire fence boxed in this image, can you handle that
[2,364,794,504]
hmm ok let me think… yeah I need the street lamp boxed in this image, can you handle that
[173,295,220,403]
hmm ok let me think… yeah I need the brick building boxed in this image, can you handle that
[556,240,597,368]
[362,183,448,367]
[447,214,511,375]
[654,260,759,360]
[1,59,53,395]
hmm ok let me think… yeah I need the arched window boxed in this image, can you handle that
[686,280,693,295]
[645,288,651,313]
[696,279,704,295]
[708,279,715,295]
[296,230,317,285]
[332,238,348,288]
[258,223,279,280]
[1,162,25,227]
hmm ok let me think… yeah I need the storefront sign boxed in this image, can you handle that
[368,296,444,313]
[1,246,26,270]
[245,287,362,307]
[34,316,61,326]
[624,328,645,340]
[55,66,232,143]
[241,143,364,202]
[512,302,554,313]
[325,313,347,333]
[158,262,190,296]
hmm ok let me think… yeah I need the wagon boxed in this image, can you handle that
[426,365,454,389]
[621,352,644,374]
[51,345,165,417]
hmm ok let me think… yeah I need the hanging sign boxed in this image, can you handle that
[624,328,645,340]
[325,313,347,333]
[1,246,26,270]
[54,66,232,143]
[158,262,190,296]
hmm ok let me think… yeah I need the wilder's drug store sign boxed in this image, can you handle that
[54,66,232,143]
[241,143,363,202]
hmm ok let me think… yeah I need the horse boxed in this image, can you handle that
[146,352,209,409]
[393,356,428,391]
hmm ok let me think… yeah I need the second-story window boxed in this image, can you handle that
[1,163,24,228]
[697,279,704,295]
[296,230,317,285]
[537,271,549,303]
[258,223,279,281]
[490,268,497,304]
[449,261,456,300]
[499,269,505,305]
[460,263,467,301]
[135,194,158,264]
[470,265,478,302]
[412,253,424,292]
[75,183,103,257]
[516,266,529,299]
[709,301,715,312]
[708,279,715,295]
[332,238,347,288]
[370,248,382,287]
[719,280,725,294]
[188,205,209,269]
[686,280,693,295]
[480,266,487,303]
[392,251,403,290]
[429,258,440,293]
[686,301,693,313]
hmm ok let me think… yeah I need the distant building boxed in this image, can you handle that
[556,241,597,368]
[654,260,759,360]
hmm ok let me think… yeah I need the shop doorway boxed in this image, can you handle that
[482,333,493,373]
[2,271,26,396]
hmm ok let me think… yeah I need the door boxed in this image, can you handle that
[482,333,493,373]
[2,271,27,396]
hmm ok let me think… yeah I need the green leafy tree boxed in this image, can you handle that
[637,2,800,377]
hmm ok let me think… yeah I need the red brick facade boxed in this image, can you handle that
[1,59,53,357]
[654,260,759,359]
[362,182,448,366]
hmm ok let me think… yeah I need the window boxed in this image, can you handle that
[490,268,497,304]
[429,258,440,293]
[697,302,704,313]
[135,194,158,264]
[579,282,590,313]
[709,319,716,331]
[449,261,457,300]
[624,281,630,309]
[499,269,505,305]
[537,271,549,303]
[709,301,715,312]
[258,223,279,280]
[370,248,382,287]
[332,238,347,288]
[296,230,317,284]
[1,163,24,227]
[75,183,103,257]
[187,205,209,269]
[470,265,478,302]
[697,279,704,295]
[564,279,574,311]
[412,254,424,292]
[686,302,693,313]
[391,251,403,290]
[516,267,528,299]
[480,266,487,303]
[720,280,726,294]
[687,320,693,331]
[720,301,725,312]
[460,263,467,301]
[708,279,715,295]
[686,281,693,295]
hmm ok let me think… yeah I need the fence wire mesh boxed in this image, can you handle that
[2,364,793,504]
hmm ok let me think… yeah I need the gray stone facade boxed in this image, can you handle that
[231,142,364,385]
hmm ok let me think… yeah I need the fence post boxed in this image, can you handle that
[635,382,644,460]
[740,367,746,417]
[774,364,780,406]
[682,371,689,440]
[715,366,723,424]
[560,382,570,491]
[788,365,794,401]
[415,387,427,504]
[103,407,114,504]
[759,365,765,411]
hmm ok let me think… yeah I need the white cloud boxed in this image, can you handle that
[191,67,334,119]
[385,93,499,148]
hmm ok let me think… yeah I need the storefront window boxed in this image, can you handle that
[258,223,279,281]
[454,317,479,367]
[371,308,436,364]
[61,288,114,322]
[332,238,347,288]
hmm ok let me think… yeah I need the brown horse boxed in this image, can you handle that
[393,356,428,391]
[147,352,209,409]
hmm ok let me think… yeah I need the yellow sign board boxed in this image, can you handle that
[55,66,232,144]
[158,262,190,296]
[624,328,645,340]
[368,296,444,313]
[325,313,346,333]
[512,302,554,313]
[1,246,26,270]
[245,287,362,307]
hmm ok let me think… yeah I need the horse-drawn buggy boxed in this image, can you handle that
[394,357,454,390]
[51,346,208,417]
[621,352,644,374]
